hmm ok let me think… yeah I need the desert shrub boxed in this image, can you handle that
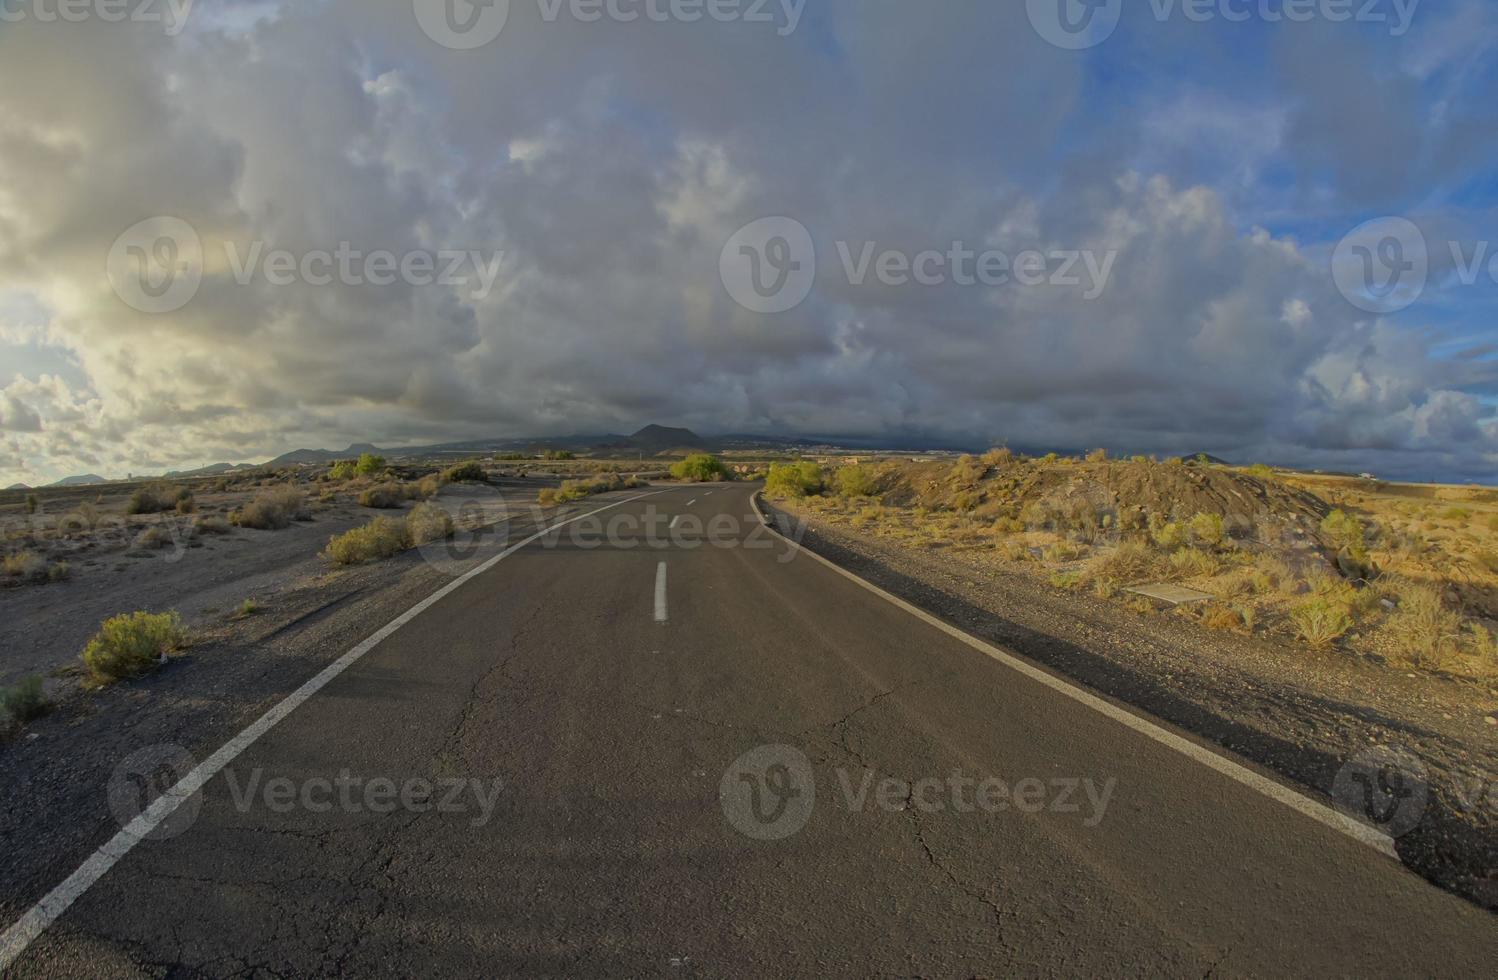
[358,483,407,509]
[414,475,444,499]
[992,516,1024,535]
[444,461,487,483]
[835,465,878,498]
[327,460,358,481]
[1290,598,1352,648]
[81,611,187,684]
[406,502,455,545]
[1381,584,1464,670]
[325,517,410,565]
[61,503,98,533]
[1187,513,1226,549]
[981,447,1014,466]
[1169,548,1219,579]
[133,525,177,551]
[671,454,728,483]
[1251,555,1297,595]
[2,675,50,724]
[1086,540,1162,584]
[1202,604,1248,633]
[1246,464,1275,480]
[537,488,560,507]
[765,461,824,498]
[47,561,70,582]
[1151,520,1187,552]
[193,515,232,535]
[1321,509,1368,560]
[126,483,183,515]
[1042,541,1085,564]
[1487,515,1498,533]
[1086,448,1108,463]
[3,550,46,582]
[544,450,576,461]
[175,494,196,515]
[24,493,38,515]
[951,490,981,513]
[355,453,387,476]
[1042,453,1060,464]
[1050,571,1085,590]
[235,486,308,529]
[1440,507,1472,521]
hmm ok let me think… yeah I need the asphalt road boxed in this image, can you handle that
[6,484,1497,976]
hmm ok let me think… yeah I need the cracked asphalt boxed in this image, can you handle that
[6,484,1498,976]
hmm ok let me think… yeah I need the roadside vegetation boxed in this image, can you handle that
[80,610,189,686]
[537,472,649,507]
[325,502,457,565]
[1,674,50,729]
[670,454,729,483]
[769,452,1498,680]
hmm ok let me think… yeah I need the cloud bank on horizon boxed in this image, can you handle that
[1,0,1496,485]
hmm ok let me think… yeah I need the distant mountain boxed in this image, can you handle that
[162,462,261,479]
[49,474,109,487]
[5,483,29,491]
[264,443,384,468]
[627,425,705,450]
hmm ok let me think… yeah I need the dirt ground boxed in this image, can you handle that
[0,471,555,690]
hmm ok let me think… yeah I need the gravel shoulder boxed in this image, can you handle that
[0,482,627,926]
[765,498,1498,910]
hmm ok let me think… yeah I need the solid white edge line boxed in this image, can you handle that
[655,561,669,623]
[687,499,697,506]
[0,489,671,972]
[750,492,1397,859]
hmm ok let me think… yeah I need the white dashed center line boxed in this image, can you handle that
[654,562,668,623]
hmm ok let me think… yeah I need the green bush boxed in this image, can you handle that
[443,461,487,483]
[671,454,728,483]
[1187,513,1226,549]
[1320,509,1367,560]
[1151,520,1187,552]
[834,465,878,498]
[326,517,410,565]
[764,461,824,499]
[82,611,188,684]
[543,450,576,461]
[24,493,38,515]
[327,460,358,481]
[2,675,49,725]
[355,453,387,476]
[1290,599,1352,648]
[1246,464,1275,480]
[406,503,455,545]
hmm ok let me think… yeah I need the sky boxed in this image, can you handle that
[1,0,1496,485]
